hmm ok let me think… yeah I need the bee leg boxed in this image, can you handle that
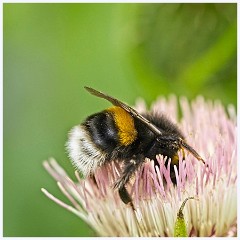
[118,185,132,205]
[114,158,143,205]
[170,163,179,185]
[181,147,186,160]
[119,186,136,211]
[164,157,179,185]
[113,159,140,189]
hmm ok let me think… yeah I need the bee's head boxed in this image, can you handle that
[156,134,180,150]
[156,135,205,165]
[156,134,182,164]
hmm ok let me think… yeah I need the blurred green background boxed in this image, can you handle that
[3,3,237,237]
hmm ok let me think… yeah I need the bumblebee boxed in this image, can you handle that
[66,87,205,206]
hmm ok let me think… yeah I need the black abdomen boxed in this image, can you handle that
[83,112,119,152]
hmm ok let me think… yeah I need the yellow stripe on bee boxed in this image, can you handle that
[107,106,137,146]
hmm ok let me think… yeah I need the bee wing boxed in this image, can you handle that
[84,86,162,135]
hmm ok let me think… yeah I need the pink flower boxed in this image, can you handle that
[42,95,237,237]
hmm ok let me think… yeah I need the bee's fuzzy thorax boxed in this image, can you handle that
[107,106,137,146]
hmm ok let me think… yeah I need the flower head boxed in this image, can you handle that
[42,95,237,237]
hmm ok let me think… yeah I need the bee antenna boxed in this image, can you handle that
[180,139,205,165]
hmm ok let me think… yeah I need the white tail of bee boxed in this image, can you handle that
[66,125,106,177]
